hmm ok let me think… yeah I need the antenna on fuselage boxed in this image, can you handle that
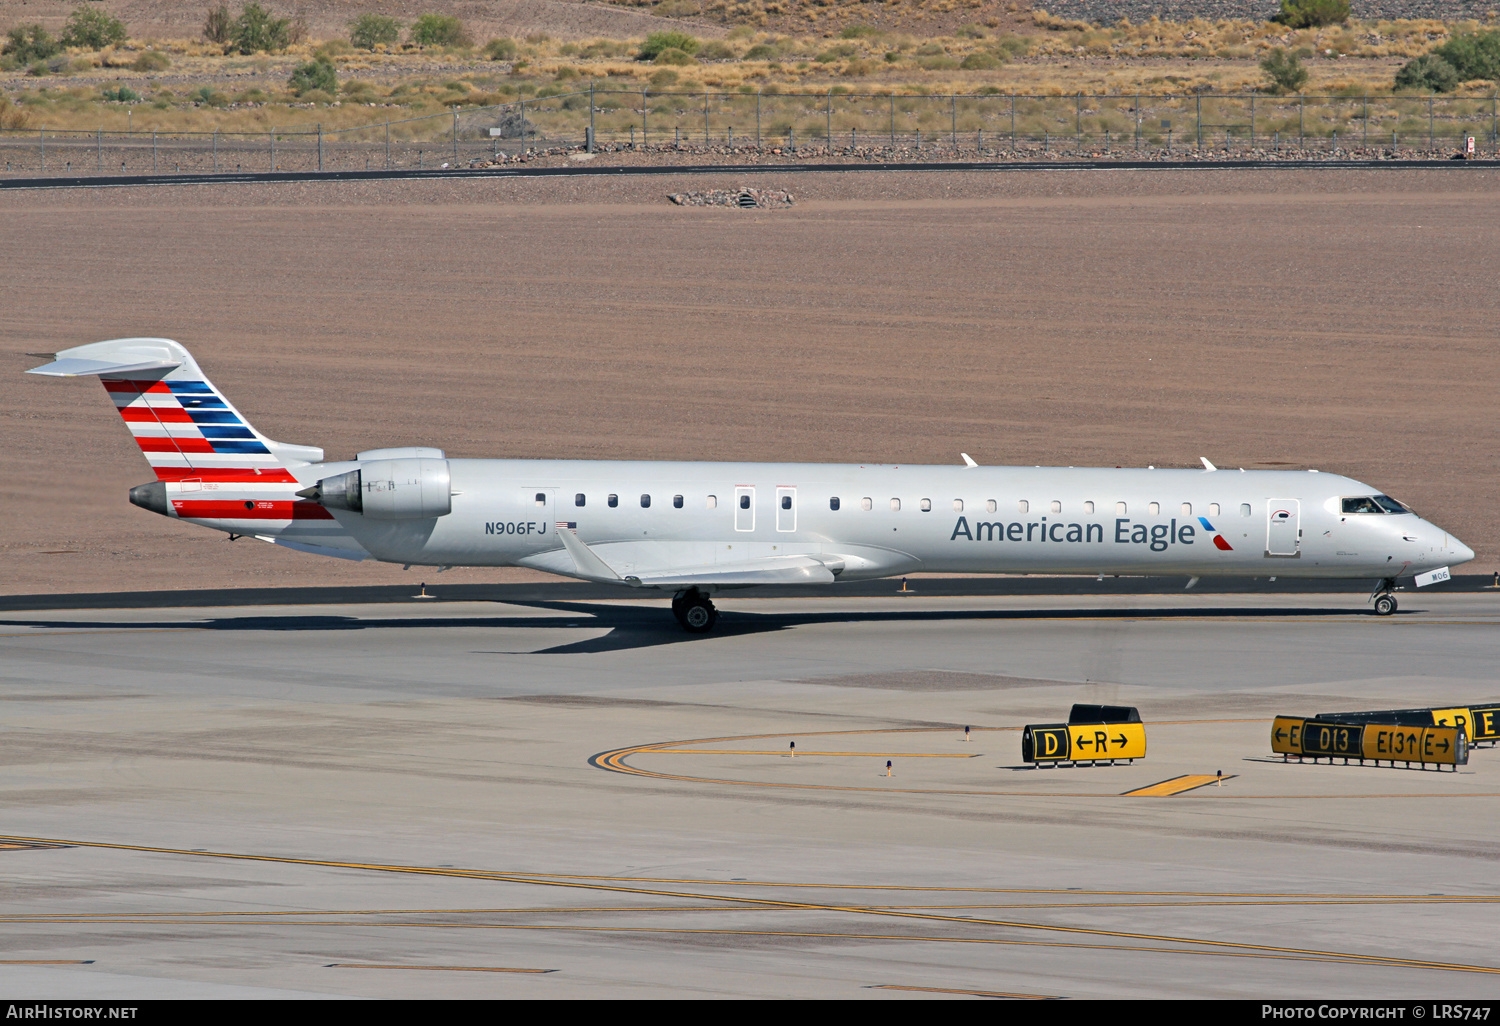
[1200,457,1218,471]
[961,453,978,468]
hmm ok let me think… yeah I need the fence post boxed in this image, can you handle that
[1195,93,1201,149]
[97,125,102,170]
[40,127,44,171]
[453,108,459,160]
[1362,95,1368,148]
[385,119,390,168]
[318,123,324,172]
[1299,95,1304,148]
[270,128,274,170]
[889,94,895,149]
[1011,93,1016,149]
[152,129,157,172]
[756,91,761,149]
[950,93,955,147]
[213,128,218,172]
[704,89,708,145]
[590,82,596,152]
[1075,92,1081,148]
[828,90,833,147]
[1493,94,1497,151]
[1429,93,1434,150]
[1134,93,1140,150]
[642,89,648,147]
[1250,92,1255,149]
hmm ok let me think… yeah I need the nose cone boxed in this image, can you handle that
[1450,536,1476,566]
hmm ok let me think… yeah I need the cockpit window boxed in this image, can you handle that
[1343,495,1410,515]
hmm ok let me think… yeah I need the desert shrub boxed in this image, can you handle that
[840,24,879,38]
[203,5,234,44]
[654,0,698,16]
[743,43,775,59]
[298,88,334,104]
[698,40,736,59]
[956,24,987,39]
[1431,30,1500,82]
[234,86,267,102]
[960,51,1002,70]
[0,95,29,128]
[316,39,352,57]
[100,85,140,102]
[1394,53,1461,92]
[132,50,170,71]
[232,3,294,54]
[638,30,699,61]
[190,85,229,105]
[652,47,696,65]
[649,67,678,87]
[1275,0,1349,29]
[409,14,470,47]
[482,36,517,60]
[288,55,336,95]
[341,78,375,97]
[1260,47,1308,93]
[60,6,127,49]
[350,13,401,49]
[3,25,61,63]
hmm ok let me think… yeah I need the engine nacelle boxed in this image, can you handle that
[301,457,452,520]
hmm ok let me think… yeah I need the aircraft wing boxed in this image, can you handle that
[544,530,837,588]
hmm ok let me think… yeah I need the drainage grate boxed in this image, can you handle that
[737,191,758,208]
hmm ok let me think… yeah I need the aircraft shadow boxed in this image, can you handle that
[2,601,1379,655]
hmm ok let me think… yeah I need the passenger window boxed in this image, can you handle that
[861,497,872,511]
[1018,500,1029,514]
[1050,500,1061,513]
[1181,503,1192,516]
[986,500,997,513]
[1148,502,1160,515]
[608,494,618,508]
[641,494,651,508]
[1209,503,1220,517]
[830,497,840,511]
[707,494,717,509]
[575,493,586,507]
[781,495,792,510]
[890,498,901,511]
[953,499,963,512]
[920,498,932,512]
[535,492,546,506]
[739,494,751,510]
[1116,501,1127,515]
[1239,503,1251,517]
[1342,497,1382,514]
[1083,501,1095,514]
[673,494,683,508]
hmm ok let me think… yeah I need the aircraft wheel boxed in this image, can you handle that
[1373,594,1397,616]
[680,598,717,633]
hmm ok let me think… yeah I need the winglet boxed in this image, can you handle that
[554,526,627,584]
[961,453,978,468]
[1200,457,1217,472]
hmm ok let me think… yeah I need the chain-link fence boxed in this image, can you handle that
[4,89,1498,175]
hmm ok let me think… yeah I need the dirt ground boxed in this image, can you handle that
[1,164,1496,595]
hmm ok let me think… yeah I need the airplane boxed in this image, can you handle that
[28,337,1474,631]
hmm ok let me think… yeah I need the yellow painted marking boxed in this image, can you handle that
[1,833,1496,977]
[328,964,554,973]
[592,725,1498,799]
[1123,775,1236,797]
[871,984,1060,999]
[649,750,979,758]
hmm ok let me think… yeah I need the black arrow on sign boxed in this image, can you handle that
[1275,728,1287,742]
[1439,739,1450,752]
[1075,735,1092,748]
[1113,734,1128,748]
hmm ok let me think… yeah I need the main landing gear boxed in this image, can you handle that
[671,588,718,633]
[1371,577,1399,616]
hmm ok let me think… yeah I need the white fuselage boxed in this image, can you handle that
[181,460,1473,586]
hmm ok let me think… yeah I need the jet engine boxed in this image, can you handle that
[299,457,452,520]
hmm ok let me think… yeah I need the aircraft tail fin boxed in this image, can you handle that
[26,337,323,484]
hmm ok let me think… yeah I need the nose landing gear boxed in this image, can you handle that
[671,588,718,633]
[1370,577,1399,616]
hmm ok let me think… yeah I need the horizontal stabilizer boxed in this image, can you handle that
[27,351,181,378]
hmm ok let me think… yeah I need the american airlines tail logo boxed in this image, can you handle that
[1198,516,1234,551]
